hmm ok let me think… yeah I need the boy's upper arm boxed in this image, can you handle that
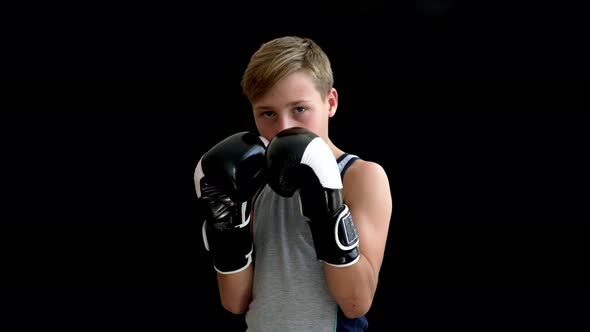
[343,160,393,278]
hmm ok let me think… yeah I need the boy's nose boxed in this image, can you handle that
[276,115,294,134]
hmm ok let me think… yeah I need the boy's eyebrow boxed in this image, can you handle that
[255,100,311,111]
[287,100,311,106]
[254,106,273,111]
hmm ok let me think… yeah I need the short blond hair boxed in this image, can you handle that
[241,36,334,103]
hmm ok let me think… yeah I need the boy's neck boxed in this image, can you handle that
[324,137,345,160]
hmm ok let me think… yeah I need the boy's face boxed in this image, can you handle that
[252,70,337,142]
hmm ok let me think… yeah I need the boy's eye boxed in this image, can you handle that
[294,107,306,113]
[262,111,275,118]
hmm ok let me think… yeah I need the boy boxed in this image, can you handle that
[195,36,392,331]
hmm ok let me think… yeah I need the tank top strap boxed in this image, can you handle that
[337,153,361,179]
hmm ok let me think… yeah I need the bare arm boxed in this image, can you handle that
[217,264,253,314]
[324,161,392,318]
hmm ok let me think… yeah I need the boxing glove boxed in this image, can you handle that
[266,127,360,267]
[194,132,268,274]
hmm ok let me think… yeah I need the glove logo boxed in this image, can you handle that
[335,205,359,251]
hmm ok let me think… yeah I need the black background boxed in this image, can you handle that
[2,1,589,331]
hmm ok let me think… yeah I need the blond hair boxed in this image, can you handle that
[241,36,334,103]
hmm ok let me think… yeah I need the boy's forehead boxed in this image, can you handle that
[254,72,322,107]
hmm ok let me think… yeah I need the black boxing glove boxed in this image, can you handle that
[266,127,360,267]
[194,132,268,274]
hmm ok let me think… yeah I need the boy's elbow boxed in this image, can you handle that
[221,301,248,315]
[218,285,251,315]
[341,301,372,319]
[220,294,250,315]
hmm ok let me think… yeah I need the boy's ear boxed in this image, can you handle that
[327,88,338,117]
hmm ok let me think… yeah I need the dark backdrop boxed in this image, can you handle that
[2,1,589,331]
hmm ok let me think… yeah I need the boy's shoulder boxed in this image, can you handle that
[343,158,389,187]
[342,158,391,210]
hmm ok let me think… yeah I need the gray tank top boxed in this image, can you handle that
[245,153,365,332]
